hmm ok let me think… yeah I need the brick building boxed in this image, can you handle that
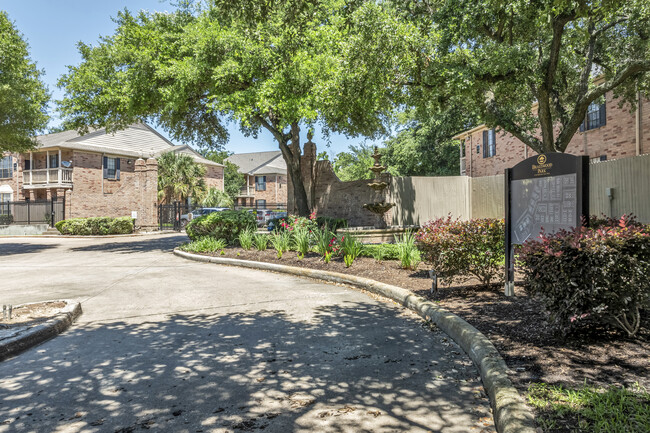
[455,91,649,177]
[226,151,287,208]
[0,123,223,228]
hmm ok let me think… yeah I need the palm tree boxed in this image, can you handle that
[157,152,207,204]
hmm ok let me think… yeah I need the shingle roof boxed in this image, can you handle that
[226,151,286,175]
[32,124,221,166]
[158,145,223,167]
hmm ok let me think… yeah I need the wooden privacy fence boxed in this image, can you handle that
[389,154,650,226]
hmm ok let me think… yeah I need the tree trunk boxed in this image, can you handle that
[277,123,310,216]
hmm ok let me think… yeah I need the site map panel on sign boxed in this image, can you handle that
[510,173,577,245]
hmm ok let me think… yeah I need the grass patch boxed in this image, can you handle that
[527,382,650,433]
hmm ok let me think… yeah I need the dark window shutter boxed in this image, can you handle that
[599,102,607,127]
[103,156,108,179]
[482,130,488,158]
[116,158,121,180]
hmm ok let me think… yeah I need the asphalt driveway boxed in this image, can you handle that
[0,234,495,432]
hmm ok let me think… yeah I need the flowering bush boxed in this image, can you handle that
[416,217,505,287]
[518,216,650,337]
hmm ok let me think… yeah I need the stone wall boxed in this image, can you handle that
[289,141,392,227]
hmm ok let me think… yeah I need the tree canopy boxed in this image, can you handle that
[331,143,375,182]
[57,1,399,216]
[0,11,50,152]
[403,0,650,153]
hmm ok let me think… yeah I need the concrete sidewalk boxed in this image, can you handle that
[0,234,495,432]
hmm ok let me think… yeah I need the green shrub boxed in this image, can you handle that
[292,227,311,256]
[395,231,421,270]
[238,228,255,250]
[180,237,227,253]
[360,244,400,261]
[0,214,14,225]
[518,217,650,337]
[313,226,335,257]
[55,216,134,235]
[338,233,363,260]
[269,230,292,258]
[416,217,505,286]
[185,210,256,243]
[253,232,268,251]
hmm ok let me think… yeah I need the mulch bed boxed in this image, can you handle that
[203,247,650,394]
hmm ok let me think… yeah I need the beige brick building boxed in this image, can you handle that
[0,123,223,229]
[226,151,287,209]
[455,91,650,177]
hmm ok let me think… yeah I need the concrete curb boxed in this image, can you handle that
[0,300,82,362]
[173,249,536,433]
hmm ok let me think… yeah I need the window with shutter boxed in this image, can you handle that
[104,157,119,179]
[483,129,496,158]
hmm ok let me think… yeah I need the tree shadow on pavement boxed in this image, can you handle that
[0,243,59,257]
[0,302,495,433]
[69,235,188,254]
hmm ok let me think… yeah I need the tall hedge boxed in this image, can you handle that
[185,210,256,244]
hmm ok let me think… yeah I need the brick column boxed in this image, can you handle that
[135,157,158,230]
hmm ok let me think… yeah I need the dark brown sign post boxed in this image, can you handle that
[504,153,589,296]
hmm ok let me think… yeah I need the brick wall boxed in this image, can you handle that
[204,165,224,191]
[462,92,650,177]
[252,174,287,206]
[64,152,158,228]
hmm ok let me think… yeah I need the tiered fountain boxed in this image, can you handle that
[363,147,394,229]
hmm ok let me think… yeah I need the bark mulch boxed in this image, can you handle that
[206,248,649,394]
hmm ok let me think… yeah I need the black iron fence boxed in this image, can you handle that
[234,203,287,212]
[0,199,65,227]
[158,202,190,231]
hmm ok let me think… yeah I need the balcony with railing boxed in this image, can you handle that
[238,185,255,197]
[23,168,73,188]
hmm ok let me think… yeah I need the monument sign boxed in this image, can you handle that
[504,153,589,295]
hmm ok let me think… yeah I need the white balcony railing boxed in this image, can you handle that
[239,185,255,197]
[23,168,73,186]
[460,158,467,176]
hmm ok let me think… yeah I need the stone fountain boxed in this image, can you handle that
[363,147,394,229]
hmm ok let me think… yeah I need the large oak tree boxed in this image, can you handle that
[57,1,398,215]
[0,11,50,152]
[403,0,650,154]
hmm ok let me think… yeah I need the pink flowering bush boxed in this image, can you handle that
[518,216,650,337]
[416,217,505,287]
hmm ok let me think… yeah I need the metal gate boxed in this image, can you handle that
[158,202,188,231]
[0,198,65,227]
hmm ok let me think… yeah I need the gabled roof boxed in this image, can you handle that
[32,123,222,166]
[158,145,223,167]
[226,151,286,175]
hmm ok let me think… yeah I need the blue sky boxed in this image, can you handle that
[1,0,383,157]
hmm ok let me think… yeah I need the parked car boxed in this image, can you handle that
[266,212,288,231]
[180,207,229,228]
[256,209,274,227]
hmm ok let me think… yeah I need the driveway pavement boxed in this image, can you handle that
[0,234,495,432]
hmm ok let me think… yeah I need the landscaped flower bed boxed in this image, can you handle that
[179,214,650,433]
